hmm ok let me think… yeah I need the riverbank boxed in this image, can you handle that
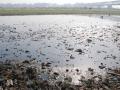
[0,60,120,90]
[0,8,120,16]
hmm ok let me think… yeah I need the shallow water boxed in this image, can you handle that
[0,15,120,83]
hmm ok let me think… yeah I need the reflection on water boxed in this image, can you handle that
[0,15,120,83]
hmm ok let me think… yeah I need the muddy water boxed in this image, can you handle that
[0,15,120,84]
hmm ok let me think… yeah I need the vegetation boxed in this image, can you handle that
[0,8,120,15]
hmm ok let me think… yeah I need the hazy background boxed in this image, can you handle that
[0,0,115,4]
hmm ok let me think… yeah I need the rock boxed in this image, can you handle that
[26,80,33,86]
[88,68,94,72]
[56,81,62,87]
[25,50,30,53]
[22,60,30,64]
[48,45,51,47]
[70,55,75,59]
[66,69,69,72]
[6,79,13,86]
[67,48,74,51]
[112,55,117,59]
[76,69,79,72]
[46,62,52,67]
[87,39,92,43]
[41,63,46,69]
[61,87,66,90]
[66,60,70,62]
[75,49,83,54]
[64,77,72,83]
[0,86,3,90]
[5,49,9,51]
[88,68,94,75]
[99,63,106,69]
[53,72,59,76]
[117,26,120,28]
[117,86,120,89]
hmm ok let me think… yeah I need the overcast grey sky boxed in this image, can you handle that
[0,0,115,4]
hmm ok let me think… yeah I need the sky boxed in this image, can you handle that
[0,0,115,4]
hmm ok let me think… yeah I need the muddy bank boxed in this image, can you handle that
[0,60,120,90]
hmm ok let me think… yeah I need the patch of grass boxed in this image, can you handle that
[0,8,120,15]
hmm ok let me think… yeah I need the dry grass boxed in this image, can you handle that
[0,8,120,15]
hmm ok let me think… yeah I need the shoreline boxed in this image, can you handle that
[0,60,120,90]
